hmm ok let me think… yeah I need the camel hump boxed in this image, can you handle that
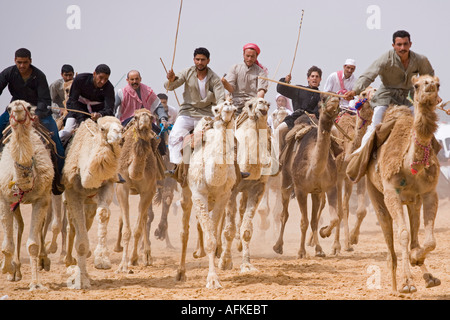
[382,104,413,123]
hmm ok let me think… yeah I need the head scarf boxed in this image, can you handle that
[275,94,293,112]
[243,43,268,74]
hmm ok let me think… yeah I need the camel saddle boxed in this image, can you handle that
[346,119,441,183]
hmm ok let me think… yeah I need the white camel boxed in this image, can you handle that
[62,116,123,289]
[176,100,237,289]
[0,100,54,290]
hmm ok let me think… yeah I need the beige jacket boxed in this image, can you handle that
[353,49,434,108]
[164,66,225,118]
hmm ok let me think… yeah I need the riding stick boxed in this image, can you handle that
[289,10,305,76]
[259,76,345,99]
[160,57,181,107]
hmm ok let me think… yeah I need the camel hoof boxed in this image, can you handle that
[349,232,359,245]
[115,263,133,274]
[29,283,48,291]
[66,265,91,290]
[399,284,417,294]
[315,248,326,258]
[193,249,206,259]
[94,256,111,270]
[273,243,283,255]
[142,252,153,267]
[240,263,258,273]
[154,223,168,240]
[297,250,307,259]
[176,269,186,282]
[206,273,223,289]
[424,273,441,288]
[113,245,123,253]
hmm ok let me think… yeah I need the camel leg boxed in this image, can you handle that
[59,197,68,262]
[116,184,132,273]
[256,187,270,237]
[28,198,51,290]
[409,192,440,288]
[308,193,325,247]
[193,191,222,289]
[94,183,114,270]
[382,187,416,293]
[320,186,340,241]
[47,194,63,254]
[310,193,325,257]
[350,177,368,245]
[38,213,51,272]
[131,191,155,267]
[296,191,309,259]
[176,186,192,282]
[240,181,265,273]
[219,188,238,271]
[341,179,353,252]
[366,179,398,293]
[273,186,291,255]
[1,201,20,282]
[193,220,206,258]
[65,190,91,289]
[12,208,24,281]
[235,192,247,252]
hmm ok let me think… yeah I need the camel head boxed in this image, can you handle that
[134,108,155,131]
[244,97,270,122]
[97,116,124,145]
[212,100,237,124]
[63,80,73,108]
[319,96,340,119]
[7,100,36,127]
[412,74,440,107]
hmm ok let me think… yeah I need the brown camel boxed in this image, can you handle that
[273,96,342,258]
[115,109,160,273]
[331,87,375,253]
[0,100,54,290]
[360,74,442,293]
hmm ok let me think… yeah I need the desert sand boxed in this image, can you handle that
[0,179,449,302]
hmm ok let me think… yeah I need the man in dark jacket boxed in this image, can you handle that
[275,65,322,152]
[58,64,115,143]
[0,48,65,194]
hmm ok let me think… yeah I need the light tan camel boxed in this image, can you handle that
[257,106,290,237]
[0,100,54,290]
[331,88,375,253]
[63,116,123,289]
[176,100,237,289]
[219,97,272,273]
[273,96,342,258]
[361,75,442,293]
[115,109,160,273]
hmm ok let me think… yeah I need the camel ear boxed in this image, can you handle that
[411,75,419,85]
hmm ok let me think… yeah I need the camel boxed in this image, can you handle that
[176,100,237,289]
[219,97,272,273]
[331,87,375,253]
[257,106,290,237]
[62,116,123,289]
[273,96,342,258]
[0,100,54,290]
[360,74,442,293]
[115,109,160,273]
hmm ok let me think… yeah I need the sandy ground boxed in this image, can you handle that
[0,180,449,301]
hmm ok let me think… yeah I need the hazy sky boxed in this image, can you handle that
[0,0,449,121]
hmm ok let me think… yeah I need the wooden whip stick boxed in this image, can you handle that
[166,0,183,93]
[259,76,345,99]
[171,0,183,71]
[289,10,305,76]
[160,58,181,107]
[49,106,92,117]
